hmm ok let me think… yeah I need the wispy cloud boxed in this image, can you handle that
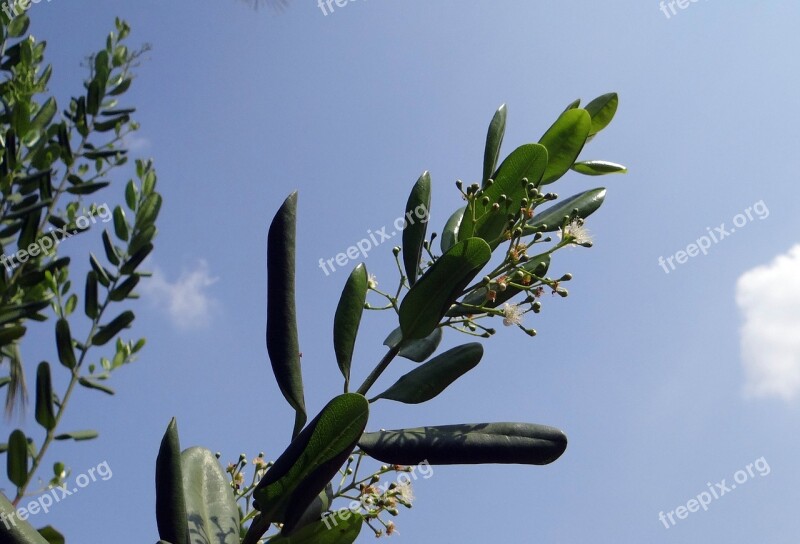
[736,244,800,401]
[142,260,218,330]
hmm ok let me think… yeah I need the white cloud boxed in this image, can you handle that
[142,260,218,330]
[736,244,800,401]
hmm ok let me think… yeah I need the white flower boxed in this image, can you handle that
[559,220,592,245]
[396,481,414,505]
[502,303,523,327]
[368,274,378,289]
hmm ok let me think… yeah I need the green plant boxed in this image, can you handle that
[146,94,626,544]
[0,13,160,541]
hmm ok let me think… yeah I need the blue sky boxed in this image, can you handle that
[4,0,800,542]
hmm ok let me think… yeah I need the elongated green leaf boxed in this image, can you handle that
[113,206,129,241]
[449,253,550,316]
[91,311,134,346]
[267,511,363,543]
[77,378,115,395]
[109,274,139,301]
[156,418,188,544]
[359,422,567,465]
[584,92,618,136]
[7,429,27,487]
[0,325,26,345]
[538,109,591,184]
[135,193,162,229]
[483,104,507,185]
[383,326,443,363]
[563,98,581,111]
[460,144,548,246]
[399,238,491,340]
[55,319,76,369]
[54,430,98,441]
[84,271,98,318]
[373,343,483,404]
[525,188,606,234]
[0,492,50,544]
[0,301,49,327]
[267,192,306,437]
[440,206,464,253]
[253,394,369,535]
[65,181,110,195]
[102,230,120,266]
[287,483,333,534]
[334,264,367,390]
[120,242,153,275]
[181,447,238,544]
[402,172,431,286]
[35,363,55,430]
[31,98,57,132]
[571,161,627,176]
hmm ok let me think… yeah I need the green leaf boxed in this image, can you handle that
[399,238,491,340]
[373,343,483,404]
[267,511,363,543]
[91,311,134,346]
[55,319,76,369]
[7,429,28,487]
[439,206,464,253]
[36,526,65,544]
[359,422,567,466]
[538,109,591,184]
[402,171,431,286]
[267,192,306,437]
[333,264,367,390]
[35,363,56,430]
[54,430,98,441]
[253,394,369,535]
[7,14,30,38]
[120,242,153,275]
[181,447,239,544]
[0,492,49,544]
[109,274,139,301]
[156,418,188,544]
[102,230,121,265]
[525,188,606,233]
[563,98,581,111]
[112,206,129,241]
[85,271,99,318]
[65,181,110,195]
[0,301,49,326]
[0,325,26,345]
[584,92,618,136]
[135,193,162,229]
[460,144,548,246]
[31,98,57,132]
[77,378,115,395]
[483,104,507,185]
[571,161,627,176]
[383,326,443,363]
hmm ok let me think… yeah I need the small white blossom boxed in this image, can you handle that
[396,481,414,504]
[502,303,523,327]
[368,274,378,289]
[559,220,592,245]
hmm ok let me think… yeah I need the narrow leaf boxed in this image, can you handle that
[54,430,98,441]
[525,188,606,233]
[267,192,306,437]
[91,311,134,346]
[359,422,567,465]
[401,171,431,285]
[35,363,55,430]
[383,326,443,363]
[538,109,591,184]
[483,104,507,185]
[439,206,464,253]
[77,378,115,395]
[7,429,28,487]
[55,319,76,369]
[373,343,483,404]
[571,160,627,176]
[584,92,618,136]
[156,418,188,544]
[333,264,367,390]
[181,447,239,544]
